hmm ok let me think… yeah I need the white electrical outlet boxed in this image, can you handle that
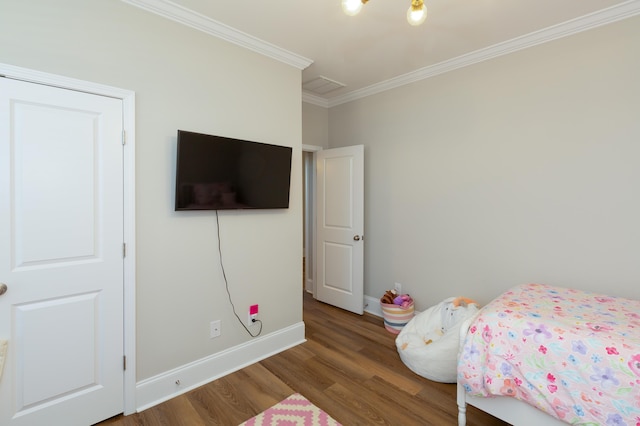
[210,320,221,338]
[247,312,259,327]
[394,282,402,294]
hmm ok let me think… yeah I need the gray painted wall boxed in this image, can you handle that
[325,15,640,310]
[1,0,303,381]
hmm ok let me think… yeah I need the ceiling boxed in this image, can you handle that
[128,0,639,106]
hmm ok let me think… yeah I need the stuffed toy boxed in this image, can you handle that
[381,290,414,309]
[380,289,397,304]
[393,294,413,308]
[441,297,478,334]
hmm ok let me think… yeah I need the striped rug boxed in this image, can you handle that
[239,393,340,426]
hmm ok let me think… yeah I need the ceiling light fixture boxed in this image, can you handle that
[342,0,368,16]
[407,0,427,26]
[341,0,427,26]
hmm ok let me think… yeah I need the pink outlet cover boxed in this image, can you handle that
[250,304,259,315]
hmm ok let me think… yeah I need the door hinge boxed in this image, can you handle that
[122,130,126,145]
[123,355,127,371]
[123,242,126,258]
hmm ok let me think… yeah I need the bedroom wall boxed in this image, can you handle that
[303,102,330,149]
[326,15,640,310]
[0,0,303,384]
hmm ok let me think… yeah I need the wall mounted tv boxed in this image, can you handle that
[175,130,293,211]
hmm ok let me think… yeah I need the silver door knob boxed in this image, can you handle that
[0,283,7,296]
[353,235,361,241]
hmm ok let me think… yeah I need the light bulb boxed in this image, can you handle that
[342,0,363,16]
[407,1,427,26]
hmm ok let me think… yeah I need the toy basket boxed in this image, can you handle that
[380,301,414,334]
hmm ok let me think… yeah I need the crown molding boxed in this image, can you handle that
[302,92,330,108]
[120,0,639,108]
[325,0,640,108]
[121,0,313,70]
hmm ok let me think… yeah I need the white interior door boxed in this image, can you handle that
[315,145,364,314]
[0,78,124,425]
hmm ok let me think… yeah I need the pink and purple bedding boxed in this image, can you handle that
[458,283,640,425]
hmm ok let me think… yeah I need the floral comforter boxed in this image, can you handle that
[458,283,640,425]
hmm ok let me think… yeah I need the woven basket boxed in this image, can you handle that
[380,301,414,334]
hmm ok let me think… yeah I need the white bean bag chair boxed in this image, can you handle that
[395,297,479,383]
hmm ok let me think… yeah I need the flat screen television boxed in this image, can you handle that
[175,130,292,211]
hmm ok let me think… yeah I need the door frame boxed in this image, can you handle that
[0,63,137,415]
[302,144,322,296]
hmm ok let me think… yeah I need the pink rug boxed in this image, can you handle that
[239,393,341,426]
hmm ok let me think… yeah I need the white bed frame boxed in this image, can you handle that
[457,318,567,426]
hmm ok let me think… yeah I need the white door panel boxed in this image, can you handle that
[323,156,353,226]
[14,102,97,265]
[17,292,99,407]
[315,145,364,314]
[324,243,353,291]
[0,78,124,426]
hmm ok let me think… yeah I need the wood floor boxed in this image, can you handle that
[99,293,509,425]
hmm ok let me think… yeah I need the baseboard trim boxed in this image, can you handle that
[135,321,306,412]
[364,294,383,317]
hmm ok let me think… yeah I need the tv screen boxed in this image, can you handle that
[175,130,292,211]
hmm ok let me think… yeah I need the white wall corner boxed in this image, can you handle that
[135,322,305,412]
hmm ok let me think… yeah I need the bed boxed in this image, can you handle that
[457,283,640,425]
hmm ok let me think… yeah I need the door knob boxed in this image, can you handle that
[353,235,361,241]
[0,283,7,296]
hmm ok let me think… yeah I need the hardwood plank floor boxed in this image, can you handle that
[99,293,509,425]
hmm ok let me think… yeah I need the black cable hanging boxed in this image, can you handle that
[215,210,262,338]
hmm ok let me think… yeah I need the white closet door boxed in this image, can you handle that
[0,77,124,426]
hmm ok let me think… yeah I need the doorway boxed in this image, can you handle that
[0,64,137,421]
[301,145,365,314]
[302,145,322,295]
